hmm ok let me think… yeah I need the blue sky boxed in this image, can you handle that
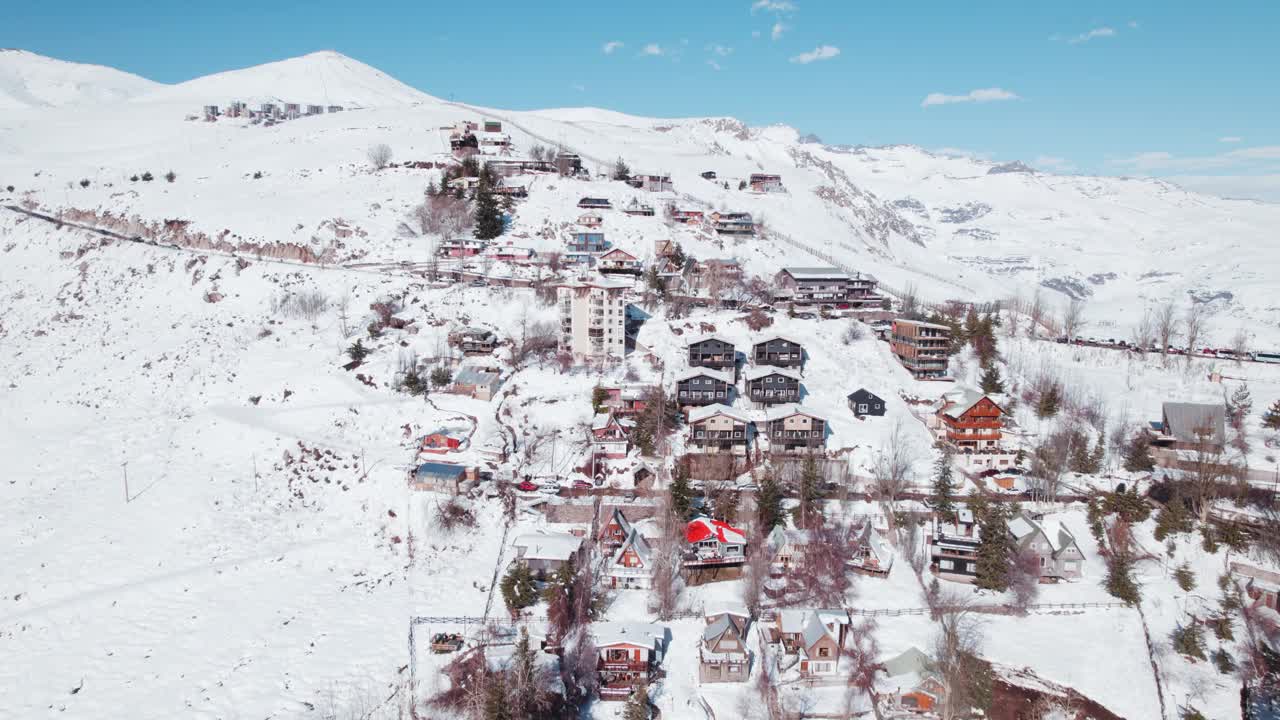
[7,0,1279,197]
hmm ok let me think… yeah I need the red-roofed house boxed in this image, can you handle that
[420,431,463,454]
[685,517,747,567]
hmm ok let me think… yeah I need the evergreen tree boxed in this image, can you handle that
[1264,398,1280,431]
[974,501,1015,592]
[795,455,826,529]
[499,564,538,613]
[1174,562,1196,592]
[1227,382,1253,426]
[1105,552,1141,605]
[669,463,694,520]
[430,366,453,387]
[509,628,538,718]
[1153,499,1193,541]
[612,157,631,182]
[931,447,956,520]
[623,681,650,720]
[1035,383,1062,419]
[483,673,512,720]
[755,471,784,533]
[979,365,1005,395]
[473,175,504,240]
[346,339,370,363]
[591,385,609,413]
[1122,430,1155,472]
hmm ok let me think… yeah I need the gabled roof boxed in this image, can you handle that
[703,615,735,644]
[600,248,637,261]
[801,613,834,652]
[754,334,802,348]
[453,366,502,386]
[688,403,751,424]
[847,388,884,401]
[686,334,734,348]
[705,600,750,620]
[881,647,934,679]
[592,622,666,650]
[414,462,467,481]
[764,403,825,423]
[591,412,629,431]
[675,367,735,384]
[686,516,747,545]
[745,365,802,382]
[611,528,653,568]
[939,389,1002,419]
[603,507,633,538]
[1161,402,1226,445]
[512,532,583,562]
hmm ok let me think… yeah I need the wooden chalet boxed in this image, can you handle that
[578,197,613,210]
[593,623,668,700]
[675,368,735,406]
[684,517,747,567]
[699,605,751,683]
[749,173,785,193]
[448,326,498,354]
[599,507,634,551]
[744,365,802,405]
[752,336,804,368]
[687,404,752,454]
[686,335,736,371]
[589,411,633,459]
[604,528,655,589]
[598,248,643,275]
[936,389,1005,452]
[764,404,827,454]
[847,388,886,417]
[771,609,850,678]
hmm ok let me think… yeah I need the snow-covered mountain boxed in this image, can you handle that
[1,48,1277,343]
[0,49,161,109]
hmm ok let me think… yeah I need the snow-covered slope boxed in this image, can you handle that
[134,50,435,108]
[0,49,161,109]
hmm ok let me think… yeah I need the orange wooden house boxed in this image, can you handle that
[936,390,1005,452]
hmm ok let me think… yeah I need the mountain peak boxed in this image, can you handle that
[0,49,160,109]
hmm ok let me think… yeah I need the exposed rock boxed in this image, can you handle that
[938,202,992,224]
[987,161,1036,175]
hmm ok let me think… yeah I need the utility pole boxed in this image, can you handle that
[122,462,129,503]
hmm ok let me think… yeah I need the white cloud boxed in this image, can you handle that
[709,44,734,56]
[751,0,796,13]
[602,41,624,55]
[920,87,1019,108]
[752,30,762,39]
[1219,136,1243,143]
[1127,20,1140,29]
[570,83,586,92]
[1068,26,1116,44]
[639,43,664,57]
[1110,145,1280,171]
[707,60,722,71]
[789,45,840,64]
[771,22,788,41]
[933,147,993,161]
[1033,155,1076,172]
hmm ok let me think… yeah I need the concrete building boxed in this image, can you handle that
[890,319,951,379]
[557,277,630,364]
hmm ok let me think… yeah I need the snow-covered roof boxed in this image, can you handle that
[745,365,802,382]
[686,517,746,545]
[939,389,992,419]
[688,403,750,424]
[754,334,802,347]
[686,333,733,347]
[610,529,652,567]
[894,318,951,331]
[782,267,849,281]
[801,613,833,650]
[453,366,501,386]
[764,403,825,422]
[675,367,735,384]
[705,600,750,620]
[558,277,632,290]
[592,622,666,649]
[703,615,735,644]
[1161,402,1226,445]
[604,507,633,537]
[512,532,583,562]
[881,647,934,679]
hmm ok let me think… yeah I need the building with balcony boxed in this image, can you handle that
[773,267,873,307]
[927,507,979,579]
[764,404,827,454]
[687,335,736,371]
[684,517,747,567]
[675,368,735,407]
[604,528,655,589]
[749,173,785,193]
[890,319,952,379]
[566,231,608,254]
[687,404,752,455]
[593,623,668,700]
[699,605,751,683]
[589,411,633,459]
[936,389,1005,452]
[752,335,804,368]
[745,366,802,405]
[557,278,630,364]
[598,248,643,275]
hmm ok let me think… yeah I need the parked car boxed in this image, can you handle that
[516,480,539,492]
[469,279,487,288]
[539,484,561,495]
[573,480,593,490]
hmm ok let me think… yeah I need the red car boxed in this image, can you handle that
[516,480,539,492]
[573,480,593,490]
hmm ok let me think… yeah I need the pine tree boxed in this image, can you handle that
[1264,399,1280,431]
[510,628,538,718]
[1174,562,1196,592]
[756,471,784,533]
[1227,382,1253,427]
[669,464,694,520]
[1122,431,1155,472]
[974,501,1015,592]
[1105,552,1141,605]
[483,673,512,720]
[499,564,538,613]
[430,366,453,387]
[612,157,631,182]
[1035,383,1062,419]
[931,447,956,520]
[979,365,1005,395]
[795,455,826,529]
[346,339,370,363]
[1153,499,1193,541]
[473,175,504,240]
[623,681,650,720]
[591,385,609,413]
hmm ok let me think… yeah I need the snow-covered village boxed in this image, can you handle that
[3,9,1280,720]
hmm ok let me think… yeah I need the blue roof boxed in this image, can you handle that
[415,462,466,480]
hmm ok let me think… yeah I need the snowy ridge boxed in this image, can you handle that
[0,49,160,109]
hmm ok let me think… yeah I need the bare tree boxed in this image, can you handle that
[649,493,684,620]
[932,596,986,720]
[1230,327,1250,364]
[1027,288,1045,339]
[873,418,914,501]
[1154,298,1180,355]
[1008,546,1041,612]
[899,283,921,319]
[793,523,853,607]
[1061,298,1085,340]
[1130,308,1155,351]
[1184,302,1209,364]
[335,291,352,338]
[367,143,393,171]
[740,533,770,619]
[1005,291,1022,338]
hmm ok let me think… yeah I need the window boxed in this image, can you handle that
[818,647,830,658]
[696,431,705,438]
[939,559,955,570]
[728,665,740,674]
[858,404,868,413]
[734,431,743,438]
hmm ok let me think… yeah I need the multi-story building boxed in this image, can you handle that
[688,404,752,455]
[745,366,801,405]
[749,173,785,193]
[675,368,735,406]
[557,278,630,364]
[752,336,804,368]
[774,267,880,308]
[687,335,736,371]
[764,404,827,454]
[594,623,668,700]
[567,231,608,254]
[935,389,1004,452]
[890,319,951,379]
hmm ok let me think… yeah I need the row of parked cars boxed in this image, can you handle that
[1054,336,1280,363]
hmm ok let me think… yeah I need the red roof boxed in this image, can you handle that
[686,517,746,545]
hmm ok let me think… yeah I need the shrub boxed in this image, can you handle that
[165,170,176,183]
[1212,648,1235,674]
[1209,614,1234,641]
[141,171,154,182]
[271,290,329,321]
[129,175,139,182]
[434,497,476,532]
[1170,624,1207,661]
[744,307,773,331]
[499,564,538,613]
[346,339,370,363]
[253,171,263,179]
[841,321,865,344]
[5,185,13,192]
[430,366,453,387]
[1174,562,1196,592]
[79,179,90,188]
